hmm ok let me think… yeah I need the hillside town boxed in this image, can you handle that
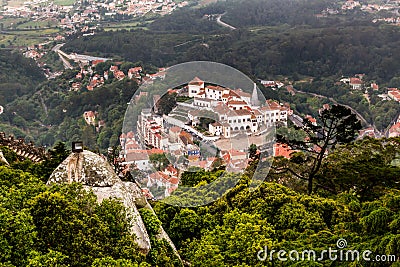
[1,0,188,33]
[118,77,291,199]
[320,0,400,25]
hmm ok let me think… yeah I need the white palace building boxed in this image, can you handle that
[187,77,289,138]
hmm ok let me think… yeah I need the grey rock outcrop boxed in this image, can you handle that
[48,150,151,254]
[47,150,120,186]
[0,150,9,165]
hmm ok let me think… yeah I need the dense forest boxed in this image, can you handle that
[0,50,44,106]
[0,144,177,267]
[1,135,400,266]
[64,22,400,83]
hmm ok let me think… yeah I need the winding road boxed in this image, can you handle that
[216,13,236,30]
[52,43,111,69]
[52,43,73,69]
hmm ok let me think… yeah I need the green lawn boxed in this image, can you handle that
[6,0,76,7]
[0,17,26,28]
[102,20,152,31]
[15,19,59,30]
[8,27,60,35]
[0,33,47,47]
[6,0,25,7]
[53,0,76,6]
[0,27,61,47]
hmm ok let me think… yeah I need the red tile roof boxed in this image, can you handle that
[274,143,294,159]
[350,77,362,85]
[234,109,252,116]
[227,100,247,105]
[169,126,182,133]
[189,77,204,85]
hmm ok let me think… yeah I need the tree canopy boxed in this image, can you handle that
[276,104,362,194]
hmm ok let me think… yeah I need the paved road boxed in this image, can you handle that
[216,13,236,30]
[52,43,73,69]
[51,43,64,52]
[69,53,111,62]
[52,43,111,69]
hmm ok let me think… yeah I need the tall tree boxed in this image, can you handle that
[276,104,362,194]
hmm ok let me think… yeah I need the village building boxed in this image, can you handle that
[389,122,400,137]
[137,109,167,150]
[349,77,363,90]
[126,151,151,171]
[83,111,96,125]
[187,77,288,135]
[371,83,379,91]
[114,70,126,80]
[273,143,294,159]
[388,88,400,102]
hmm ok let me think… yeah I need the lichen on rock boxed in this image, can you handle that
[47,150,120,186]
[47,150,151,254]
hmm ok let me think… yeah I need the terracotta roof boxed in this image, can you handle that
[126,152,148,162]
[350,77,362,85]
[389,122,400,136]
[214,102,231,115]
[84,111,95,117]
[388,89,400,101]
[228,149,247,157]
[169,177,179,185]
[234,89,251,98]
[179,131,193,145]
[234,109,252,116]
[189,160,207,169]
[305,115,317,123]
[169,126,182,133]
[148,148,165,155]
[273,143,294,159]
[253,109,262,116]
[166,165,178,174]
[92,59,104,66]
[189,77,204,85]
[227,100,247,105]
[128,67,142,73]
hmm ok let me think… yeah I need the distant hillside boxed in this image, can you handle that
[220,0,337,27]
[0,50,45,139]
[64,24,400,82]
[0,50,45,106]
